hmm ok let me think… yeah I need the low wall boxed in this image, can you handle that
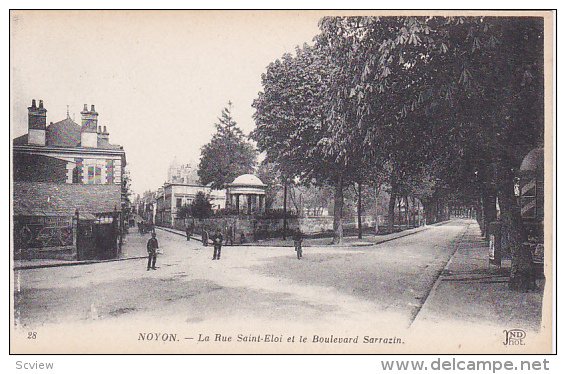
[13,245,77,261]
[170,215,381,243]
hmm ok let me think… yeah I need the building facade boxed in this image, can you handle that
[155,182,226,227]
[12,100,127,260]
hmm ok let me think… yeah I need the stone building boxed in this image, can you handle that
[155,182,226,227]
[12,100,127,260]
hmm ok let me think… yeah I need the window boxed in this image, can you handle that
[87,166,94,184]
[176,198,183,208]
[72,167,80,184]
[87,165,102,184]
[95,166,101,184]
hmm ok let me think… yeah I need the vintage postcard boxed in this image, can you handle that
[10,10,554,354]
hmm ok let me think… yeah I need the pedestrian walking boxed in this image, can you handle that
[146,232,159,270]
[202,228,209,247]
[211,228,223,260]
[293,230,303,259]
[186,222,194,241]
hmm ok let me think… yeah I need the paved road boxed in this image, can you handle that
[13,220,472,353]
[14,220,470,333]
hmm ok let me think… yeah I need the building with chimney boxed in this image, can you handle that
[12,100,127,260]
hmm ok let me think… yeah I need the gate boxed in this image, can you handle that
[77,213,119,260]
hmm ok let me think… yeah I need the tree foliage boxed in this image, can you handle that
[190,191,212,220]
[198,102,257,189]
[253,16,544,288]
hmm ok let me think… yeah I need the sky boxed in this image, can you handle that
[10,10,321,196]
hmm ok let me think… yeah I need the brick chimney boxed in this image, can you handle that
[80,104,98,148]
[27,99,47,146]
[97,125,110,146]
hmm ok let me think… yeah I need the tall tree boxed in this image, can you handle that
[256,160,281,211]
[190,191,212,220]
[198,102,257,189]
[252,44,357,244]
[318,16,544,290]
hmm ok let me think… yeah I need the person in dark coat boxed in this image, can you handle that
[146,232,159,270]
[293,230,303,259]
[185,223,194,241]
[211,228,224,260]
[225,225,234,246]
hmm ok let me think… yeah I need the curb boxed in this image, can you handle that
[155,223,445,248]
[13,255,148,270]
[408,222,471,328]
[155,226,203,242]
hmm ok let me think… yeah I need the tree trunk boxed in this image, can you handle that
[357,182,363,239]
[332,175,344,244]
[423,200,433,225]
[398,198,402,228]
[475,197,485,235]
[374,183,382,235]
[404,195,410,229]
[497,166,532,292]
[387,188,397,234]
[411,196,416,227]
[282,180,288,240]
[482,187,497,240]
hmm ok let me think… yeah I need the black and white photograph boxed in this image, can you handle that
[9,10,554,354]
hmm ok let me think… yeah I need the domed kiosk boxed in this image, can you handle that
[226,174,266,215]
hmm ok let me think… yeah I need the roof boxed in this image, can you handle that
[230,174,265,187]
[13,181,122,216]
[13,117,123,150]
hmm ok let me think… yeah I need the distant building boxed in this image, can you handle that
[12,100,126,260]
[134,190,158,225]
[167,158,199,184]
[155,182,226,227]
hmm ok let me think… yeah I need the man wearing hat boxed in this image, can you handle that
[211,228,224,260]
[146,232,159,270]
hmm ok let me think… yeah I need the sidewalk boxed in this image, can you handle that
[412,222,544,332]
[157,223,442,248]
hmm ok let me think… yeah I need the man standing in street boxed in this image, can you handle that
[147,232,159,270]
[211,228,223,260]
[186,222,194,241]
[293,229,303,260]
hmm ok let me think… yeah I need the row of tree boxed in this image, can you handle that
[251,16,544,291]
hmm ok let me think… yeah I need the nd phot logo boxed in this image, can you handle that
[503,329,526,346]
